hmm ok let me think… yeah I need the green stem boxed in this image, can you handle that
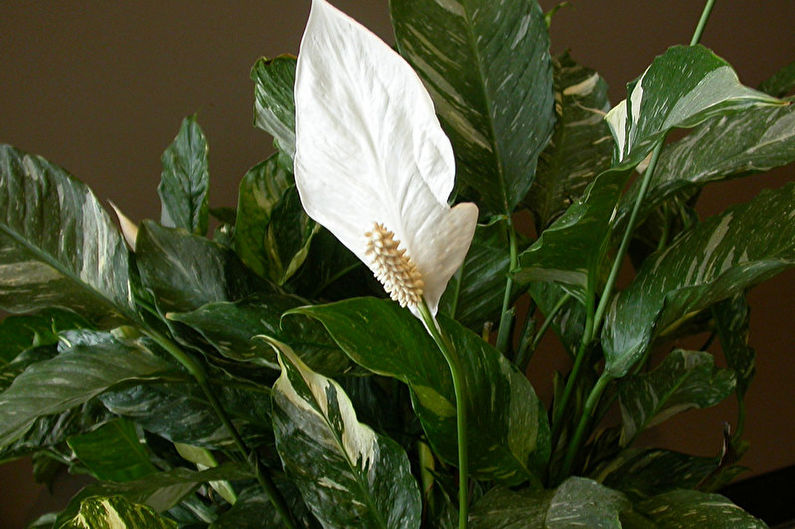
[557,373,612,482]
[495,218,518,354]
[690,0,717,46]
[555,0,718,483]
[145,329,299,529]
[417,301,469,529]
[516,293,570,372]
[551,290,595,441]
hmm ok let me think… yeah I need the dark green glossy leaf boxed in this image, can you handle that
[527,281,585,356]
[469,477,629,529]
[67,418,157,482]
[0,345,57,392]
[439,219,512,331]
[617,103,795,231]
[158,115,210,236]
[101,377,272,449]
[56,464,252,526]
[0,145,135,324]
[391,0,555,214]
[759,60,795,97]
[209,485,320,529]
[528,52,613,229]
[0,309,90,365]
[269,338,421,529]
[617,350,735,445]
[0,331,172,448]
[602,184,795,378]
[516,46,784,298]
[251,55,297,159]
[591,448,718,501]
[625,489,767,529]
[606,45,781,165]
[167,294,350,375]
[264,185,318,285]
[60,496,177,529]
[135,220,273,313]
[713,293,755,399]
[292,298,550,485]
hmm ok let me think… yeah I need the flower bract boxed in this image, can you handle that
[293,0,478,317]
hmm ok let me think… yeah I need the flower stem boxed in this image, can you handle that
[144,329,299,529]
[417,301,469,529]
[496,217,518,354]
[690,0,716,46]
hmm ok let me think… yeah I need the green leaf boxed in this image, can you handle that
[602,184,795,378]
[527,52,613,229]
[0,345,57,392]
[0,309,90,365]
[0,331,172,448]
[209,485,319,529]
[269,338,422,529]
[439,219,512,331]
[617,103,795,231]
[759,59,795,97]
[158,115,210,236]
[713,294,755,399]
[0,145,135,324]
[234,157,317,284]
[390,0,555,214]
[469,477,629,529]
[101,377,272,449]
[606,45,782,165]
[167,295,351,375]
[60,496,177,529]
[292,298,550,485]
[527,281,585,356]
[67,418,157,482]
[135,220,273,313]
[56,464,252,526]
[618,350,735,445]
[516,46,784,298]
[251,55,297,159]
[591,448,718,501]
[625,489,767,529]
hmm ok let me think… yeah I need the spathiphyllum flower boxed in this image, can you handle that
[294,0,478,317]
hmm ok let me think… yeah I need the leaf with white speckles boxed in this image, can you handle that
[269,338,421,529]
[251,56,297,160]
[469,477,629,529]
[528,52,613,229]
[0,145,135,325]
[617,350,735,445]
[602,183,795,377]
[292,297,550,486]
[60,496,177,529]
[158,115,210,236]
[515,46,784,299]
[391,0,555,214]
[624,489,768,529]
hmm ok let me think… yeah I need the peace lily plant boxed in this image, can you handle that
[0,0,793,528]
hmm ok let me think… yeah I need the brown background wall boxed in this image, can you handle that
[1,1,792,526]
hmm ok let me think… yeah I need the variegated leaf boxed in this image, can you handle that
[158,115,210,236]
[617,350,735,445]
[602,184,795,377]
[626,490,767,529]
[713,293,755,400]
[516,46,784,298]
[0,145,135,324]
[269,338,421,529]
[60,496,177,529]
[292,298,550,486]
[469,477,629,529]
[391,0,555,214]
[67,418,157,482]
[528,52,613,229]
[251,55,297,159]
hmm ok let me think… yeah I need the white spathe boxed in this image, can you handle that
[294,0,478,317]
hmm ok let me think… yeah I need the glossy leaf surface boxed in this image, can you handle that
[602,184,795,377]
[251,55,297,159]
[60,496,177,529]
[293,297,550,485]
[0,145,134,323]
[391,0,555,214]
[270,339,421,529]
[67,418,157,482]
[158,115,210,236]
